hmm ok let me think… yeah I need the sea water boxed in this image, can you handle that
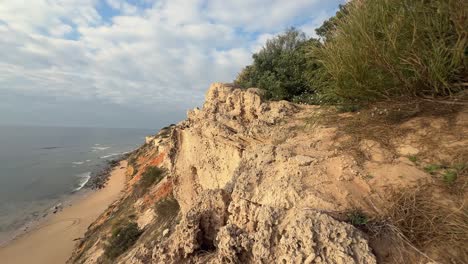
[0,125,152,244]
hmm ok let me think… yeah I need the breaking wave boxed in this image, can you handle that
[100,151,131,159]
[74,172,91,191]
[91,146,110,151]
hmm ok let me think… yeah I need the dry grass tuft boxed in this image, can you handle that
[368,186,468,263]
[387,187,467,249]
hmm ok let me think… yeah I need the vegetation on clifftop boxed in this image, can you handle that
[235,0,467,105]
[234,28,320,101]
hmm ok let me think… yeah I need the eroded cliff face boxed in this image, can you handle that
[146,83,376,263]
[170,84,298,212]
[70,83,467,264]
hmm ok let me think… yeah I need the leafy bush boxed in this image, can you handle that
[139,166,165,190]
[235,28,320,101]
[312,0,467,103]
[104,221,142,260]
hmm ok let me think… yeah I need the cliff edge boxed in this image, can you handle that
[69,83,467,264]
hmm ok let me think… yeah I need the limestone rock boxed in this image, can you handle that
[71,83,468,264]
[144,190,376,264]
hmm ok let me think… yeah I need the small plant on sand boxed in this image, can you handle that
[442,170,457,185]
[424,164,441,175]
[408,155,418,163]
[104,221,142,260]
[347,210,369,227]
[445,163,467,193]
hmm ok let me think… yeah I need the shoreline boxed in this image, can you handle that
[0,156,127,247]
[0,160,128,264]
[0,190,90,248]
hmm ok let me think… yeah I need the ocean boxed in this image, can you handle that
[0,125,153,244]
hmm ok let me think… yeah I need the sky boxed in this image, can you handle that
[0,0,344,129]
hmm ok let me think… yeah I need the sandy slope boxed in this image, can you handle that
[0,161,127,264]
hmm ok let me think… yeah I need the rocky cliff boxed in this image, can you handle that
[70,83,467,264]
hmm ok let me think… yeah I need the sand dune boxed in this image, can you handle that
[0,161,127,264]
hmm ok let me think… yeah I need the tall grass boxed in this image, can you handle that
[312,0,467,103]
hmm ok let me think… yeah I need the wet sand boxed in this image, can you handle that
[0,161,127,264]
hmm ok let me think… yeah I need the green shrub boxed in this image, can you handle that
[104,221,142,260]
[312,0,467,103]
[139,166,165,190]
[235,28,320,101]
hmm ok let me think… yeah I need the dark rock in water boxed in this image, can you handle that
[40,146,62,150]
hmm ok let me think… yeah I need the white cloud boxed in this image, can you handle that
[49,24,73,37]
[0,0,344,127]
[0,0,100,33]
[106,0,139,15]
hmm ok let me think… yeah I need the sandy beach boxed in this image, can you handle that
[0,160,128,264]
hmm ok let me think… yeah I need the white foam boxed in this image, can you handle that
[72,161,84,165]
[74,172,91,191]
[100,151,130,159]
[91,146,110,151]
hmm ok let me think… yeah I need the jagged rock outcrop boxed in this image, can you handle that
[118,83,378,263]
[71,83,468,264]
[149,190,375,264]
[168,83,298,212]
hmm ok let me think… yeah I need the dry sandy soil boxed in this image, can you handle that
[0,161,127,264]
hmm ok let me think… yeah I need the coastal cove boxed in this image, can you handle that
[0,161,128,264]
